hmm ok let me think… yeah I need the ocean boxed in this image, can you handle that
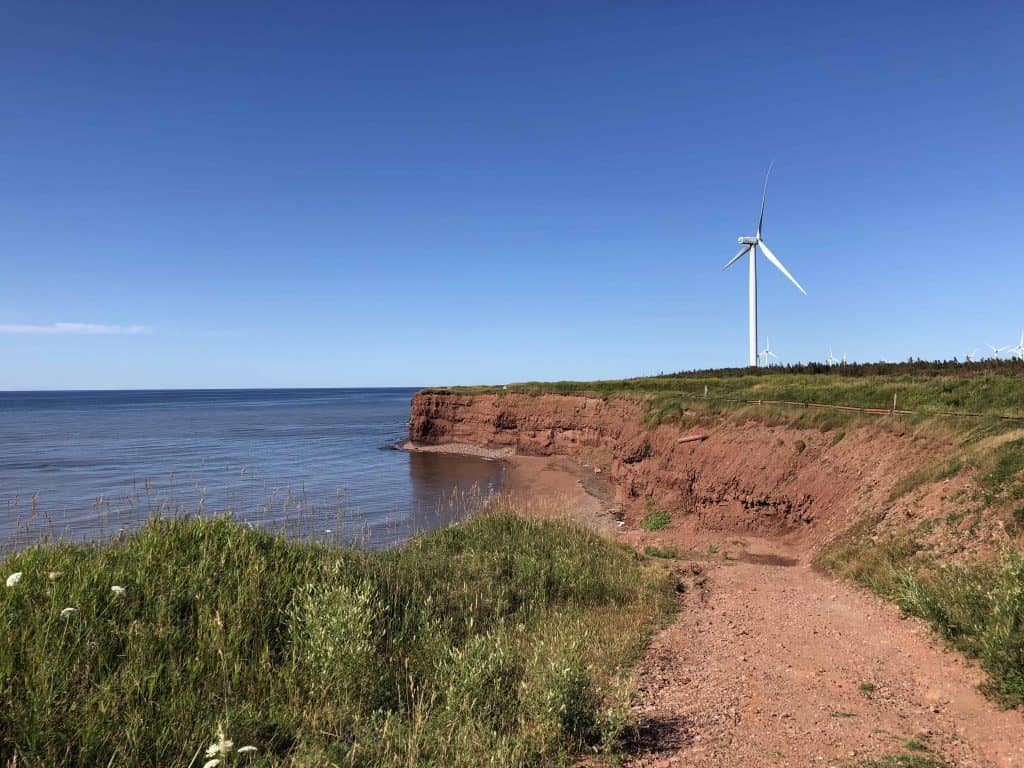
[0,388,503,551]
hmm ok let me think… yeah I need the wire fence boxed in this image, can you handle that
[686,394,1024,423]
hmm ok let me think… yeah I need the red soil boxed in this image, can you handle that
[407,391,1024,766]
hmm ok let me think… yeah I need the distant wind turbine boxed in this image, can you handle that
[826,347,839,367]
[965,349,979,363]
[1009,332,1024,361]
[987,343,1008,359]
[722,163,806,367]
[758,337,779,367]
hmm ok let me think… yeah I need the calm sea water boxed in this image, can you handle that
[0,388,503,551]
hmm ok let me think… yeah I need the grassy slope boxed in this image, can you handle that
[433,362,1024,707]
[434,360,1024,419]
[0,509,676,767]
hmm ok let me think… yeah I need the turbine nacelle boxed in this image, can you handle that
[738,236,758,246]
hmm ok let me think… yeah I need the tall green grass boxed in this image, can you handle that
[0,510,675,767]
[820,531,1024,707]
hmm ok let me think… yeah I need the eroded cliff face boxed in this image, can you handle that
[409,391,958,546]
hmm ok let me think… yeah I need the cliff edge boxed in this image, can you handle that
[408,389,963,551]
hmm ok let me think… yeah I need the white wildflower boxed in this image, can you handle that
[238,745,258,754]
[111,585,127,597]
[6,572,23,587]
[48,571,64,581]
[202,761,220,768]
[205,724,233,758]
[60,607,77,619]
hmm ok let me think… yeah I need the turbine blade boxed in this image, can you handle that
[757,160,774,237]
[757,239,806,294]
[722,245,751,270]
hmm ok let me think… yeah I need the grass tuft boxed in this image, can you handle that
[854,755,948,768]
[643,545,678,559]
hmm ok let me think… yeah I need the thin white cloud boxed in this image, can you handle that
[0,322,148,335]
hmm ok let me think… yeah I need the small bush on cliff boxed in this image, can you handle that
[0,510,675,767]
[640,510,672,531]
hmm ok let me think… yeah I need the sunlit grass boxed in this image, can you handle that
[0,505,676,767]
[432,361,1024,427]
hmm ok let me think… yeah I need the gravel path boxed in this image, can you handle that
[624,536,1024,767]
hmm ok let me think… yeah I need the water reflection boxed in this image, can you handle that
[406,450,505,531]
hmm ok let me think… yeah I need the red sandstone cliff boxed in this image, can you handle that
[408,390,961,547]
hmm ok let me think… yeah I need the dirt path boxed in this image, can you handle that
[622,534,1024,768]
[405,446,1024,766]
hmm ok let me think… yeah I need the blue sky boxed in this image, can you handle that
[2,1,1022,389]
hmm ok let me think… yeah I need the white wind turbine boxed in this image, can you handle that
[722,163,806,366]
[965,349,978,363]
[758,337,779,367]
[987,343,1008,359]
[1009,332,1024,361]
[826,347,839,367]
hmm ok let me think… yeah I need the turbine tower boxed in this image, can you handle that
[723,163,806,366]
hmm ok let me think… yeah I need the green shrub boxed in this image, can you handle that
[640,511,671,531]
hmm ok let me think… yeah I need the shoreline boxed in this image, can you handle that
[401,440,623,535]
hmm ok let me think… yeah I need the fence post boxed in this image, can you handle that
[891,392,897,416]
